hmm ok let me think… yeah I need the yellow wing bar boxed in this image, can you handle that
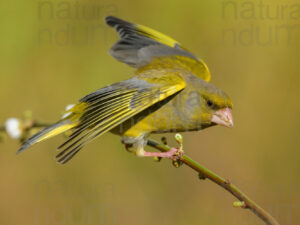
[135,23,181,48]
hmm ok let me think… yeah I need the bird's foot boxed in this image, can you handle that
[121,140,133,153]
[171,148,184,161]
[144,134,185,161]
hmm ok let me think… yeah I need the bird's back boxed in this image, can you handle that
[110,70,211,139]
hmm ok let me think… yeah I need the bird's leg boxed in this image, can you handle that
[137,147,179,159]
[152,137,169,162]
[121,140,133,153]
[135,135,184,160]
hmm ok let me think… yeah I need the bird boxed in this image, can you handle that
[17,16,233,164]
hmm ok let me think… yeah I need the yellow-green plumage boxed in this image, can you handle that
[18,16,233,163]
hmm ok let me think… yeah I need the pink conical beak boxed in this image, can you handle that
[211,108,234,128]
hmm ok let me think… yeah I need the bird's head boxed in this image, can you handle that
[197,80,233,128]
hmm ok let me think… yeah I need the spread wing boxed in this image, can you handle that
[105,16,211,82]
[56,72,186,164]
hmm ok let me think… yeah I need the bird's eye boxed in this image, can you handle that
[207,100,214,107]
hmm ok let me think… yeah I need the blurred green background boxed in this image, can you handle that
[1,0,300,225]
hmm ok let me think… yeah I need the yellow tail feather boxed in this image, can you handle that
[17,121,77,154]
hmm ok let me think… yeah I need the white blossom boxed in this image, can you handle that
[65,104,75,111]
[5,118,22,139]
[61,104,75,119]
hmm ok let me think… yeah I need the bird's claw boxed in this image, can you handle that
[170,148,184,160]
[169,147,184,168]
[156,134,184,167]
[123,143,133,153]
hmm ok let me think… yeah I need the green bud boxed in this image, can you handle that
[175,133,183,144]
[233,201,246,208]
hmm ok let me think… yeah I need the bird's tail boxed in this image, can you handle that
[17,120,77,154]
[16,103,87,154]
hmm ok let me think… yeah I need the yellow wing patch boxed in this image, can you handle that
[137,55,211,82]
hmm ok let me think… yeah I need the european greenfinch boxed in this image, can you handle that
[18,16,233,163]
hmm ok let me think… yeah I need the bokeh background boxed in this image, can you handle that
[1,0,300,225]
